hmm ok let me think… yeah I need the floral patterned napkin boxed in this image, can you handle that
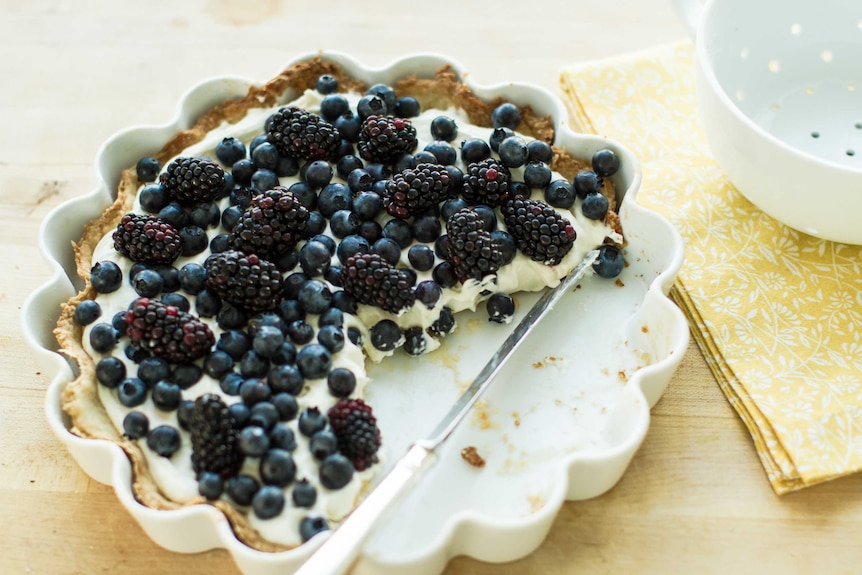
[561,42,862,494]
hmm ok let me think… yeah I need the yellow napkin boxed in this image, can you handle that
[561,42,862,494]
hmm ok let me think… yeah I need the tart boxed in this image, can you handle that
[54,57,624,552]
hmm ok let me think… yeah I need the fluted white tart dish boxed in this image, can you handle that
[22,52,688,575]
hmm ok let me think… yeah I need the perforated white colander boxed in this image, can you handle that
[675,0,862,244]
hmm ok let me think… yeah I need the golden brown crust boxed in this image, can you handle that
[55,56,622,553]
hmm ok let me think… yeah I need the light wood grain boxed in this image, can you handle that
[4,1,862,574]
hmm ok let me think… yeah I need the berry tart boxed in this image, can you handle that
[54,57,625,553]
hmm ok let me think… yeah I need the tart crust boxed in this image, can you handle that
[54,57,622,552]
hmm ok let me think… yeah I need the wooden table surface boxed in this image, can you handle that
[4,1,862,574]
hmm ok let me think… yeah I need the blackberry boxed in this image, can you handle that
[327,398,381,472]
[461,159,511,207]
[189,394,243,479]
[124,297,215,363]
[500,195,576,265]
[228,187,309,258]
[113,213,183,265]
[357,115,417,163]
[266,106,340,161]
[159,157,226,205]
[445,208,504,282]
[204,250,283,313]
[340,253,416,314]
[382,163,451,219]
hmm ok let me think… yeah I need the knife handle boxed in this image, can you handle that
[294,443,437,575]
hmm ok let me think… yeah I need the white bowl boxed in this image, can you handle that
[676,0,862,244]
[21,52,689,574]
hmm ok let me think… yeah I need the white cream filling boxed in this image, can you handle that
[82,88,619,547]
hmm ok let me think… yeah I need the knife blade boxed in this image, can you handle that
[294,249,600,575]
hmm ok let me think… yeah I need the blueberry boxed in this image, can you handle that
[146,425,180,457]
[275,154,299,177]
[309,429,339,459]
[491,230,517,265]
[299,516,329,542]
[347,168,373,193]
[250,141,278,171]
[195,289,221,317]
[237,425,270,458]
[249,326,283,359]
[317,324,344,353]
[415,280,442,308]
[271,392,299,421]
[491,102,521,129]
[524,161,552,189]
[298,407,327,437]
[424,141,457,165]
[394,96,420,118]
[171,363,203,389]
[216,137,246,166]
[319,454,354,489]
[318,183,352,218]
[198,472,224,500]
[178,263,207,295]
[252,485,285,519]
[365,163,391,181]
[445,165,464,191]
[180,225,208,257]
[269,365,304,395]
[347,326,362,345]
[304,212,326,238]
[136,156,161,182]
[273,249,300,272]
[90,260,122,294]
[229,186,253,209]
[320,94,349,121]
[430,306,455,335]
[330,209,360,238]
[176,400,195,430]
[334,139,355,159]
[89,323,117,353]
[188,201,220,229]
[251,169,279,193]
[593,245,625,278]
[200,350,232,380]
[297,239,332,281]
[460,138,491,163]
[216,302,247,330]
[430,115,458,141]
[229,402,251,427]
[370,320,402,351]
[270,341,298,366]
[286,320,315,345]
[316,74,338,95]
[407,245,435,272]
[111,310,129,333]
[498,136,528,168]
[296,344,331,380]
[152,380,182,411]
[440,198,468,221]
[96,357,126,388]
[292,479,317,508]
[239,378,272,406]
[297,280,332,315]
[252,402,281,430]
[218,172,235,199]
[435,234,451,259]
[249,134,269,155]
[412,213,441,243]
[582,192,610,220]
[158,201,189,229]
[326,367,356,398]
[527,140,553,163]
[432,261,458,288]
[592,148,620,178]
[572,172,602,204]
[227,474,260,506]
[159,292,188,313]
[358,220,383,243]
[122,411,149,439]
[318,307,343,328]
[74,300,101,326]
[334,113,361,142]
[487,293,515,324]
[336,234,370,264]
[489,127,515,153]
[278,300,305,325]
[403,327,427,356]
[137,356,170,387]
[393,153,415,172]
[509,180,531,198]
[382,218,413,249]
[331,290,357,314]
[544,179,576,209]
[240,350,270,378]
[217,329,251,360]
[413,150,438,164]
[116,376,146,407]
[357,94,387,119]
[372,237,401,266]
[139,183,169,213]
[219,371,243,395]
[303,160,333,189]
[472,205,497,232]
[366,83,397,111]
[270,423,297,451]
[336,154,364,179]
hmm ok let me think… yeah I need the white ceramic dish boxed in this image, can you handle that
[675,0,862,244]
[22,52,688,574]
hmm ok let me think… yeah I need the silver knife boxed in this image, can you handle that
[294,249,600,575]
